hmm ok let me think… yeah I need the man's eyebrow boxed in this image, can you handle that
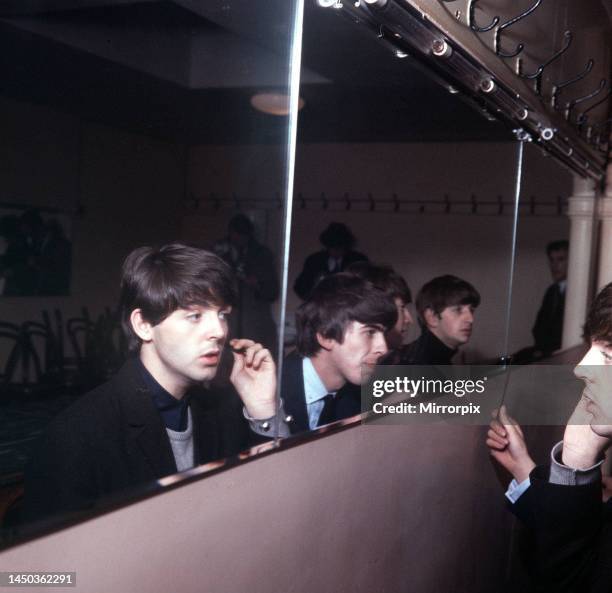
[363,323,385,331]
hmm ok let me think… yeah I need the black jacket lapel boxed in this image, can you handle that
[116,359,177,479]
[281,353,310,434]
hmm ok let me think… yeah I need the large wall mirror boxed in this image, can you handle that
[0,0,301,546]
[281,2,525,435]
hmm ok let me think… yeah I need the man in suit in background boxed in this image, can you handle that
[532,240,569,357]
[213,214,279,353]
[282,272,397,434]
[293,222,368,300]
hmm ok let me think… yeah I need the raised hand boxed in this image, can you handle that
[562,393,611,469]
[229,338,277,419]
[486,405,536,483]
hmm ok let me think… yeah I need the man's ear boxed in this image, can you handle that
[316,332,335,352]
[423,308,439,330]
[130,309,153,343]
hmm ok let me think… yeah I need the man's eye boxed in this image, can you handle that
[219,310,231,320]
[601,350,612,362]
[187,313,201,322]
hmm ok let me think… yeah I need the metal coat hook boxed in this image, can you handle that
[494,0,543,59]
[321,193,329,210]
[392,193,400,212]
[497,195,504,215]
[551,59,594,109]
[556,196,563,215]
[444,193,451,214]
[517,30,572,94]
[471,194,478,214]
[275,192,283,210]
[232,193,241,210]
[368,193,376,212]
[298,193,306,210]
[564,79,606,121]
[467,0,499,33]
[344,193,352,211]
[557,136,574,157]
[576,88,612,128]
[590,118,612,148]
[529,195,536,215]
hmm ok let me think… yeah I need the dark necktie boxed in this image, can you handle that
[317,394,337,427]
[550,284,561,319]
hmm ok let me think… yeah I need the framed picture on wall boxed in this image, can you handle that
[0,206,72,297]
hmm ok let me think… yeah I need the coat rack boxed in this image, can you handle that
[315,0,609,181]
[184,192,568,217]
[458,0,610,152]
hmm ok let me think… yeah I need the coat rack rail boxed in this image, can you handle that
[184,193,569,216]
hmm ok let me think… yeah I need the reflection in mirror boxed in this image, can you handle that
[500,143,591,430]
[507,144,574,365]
[279,1,528,435]
[0,1,299,546]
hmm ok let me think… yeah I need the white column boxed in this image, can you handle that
[562,175,597,349]
[597,161,612,290]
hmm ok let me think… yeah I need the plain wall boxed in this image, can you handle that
[187,141,572,360]
[0,422,518,593]
[0,95,185,329]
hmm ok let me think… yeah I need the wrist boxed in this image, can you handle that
[562,440,600,469]
[514,459,536,483]
[244,402,277,420]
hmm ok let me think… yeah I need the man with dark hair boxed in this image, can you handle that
[400,274,480,365]
[532,240,569,356]
[487,282,612,592]
[213,214,279,352]
[23,243,286,522]
[293,222,368,300]
[282,272,396,434]
[345,261,413,363]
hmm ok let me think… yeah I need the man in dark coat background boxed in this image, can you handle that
[293,222,368,300]
[532,240,569,356]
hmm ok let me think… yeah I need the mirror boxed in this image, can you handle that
[0,0,300,545]
[279,1,524,435]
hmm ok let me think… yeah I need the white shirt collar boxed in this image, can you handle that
[302,357,333,405]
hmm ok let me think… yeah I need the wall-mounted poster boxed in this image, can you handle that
[0,206,72,297]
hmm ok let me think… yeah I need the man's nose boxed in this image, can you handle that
[375,332,388,356]
[203,313,226,340]
[574,346,597,379]
[404,309,414,327]
[462,308,474,323]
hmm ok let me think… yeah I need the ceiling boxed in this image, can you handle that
[0,0,539,144]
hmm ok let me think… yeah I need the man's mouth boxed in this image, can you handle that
[199,350,220,364]
[362,359,380,368]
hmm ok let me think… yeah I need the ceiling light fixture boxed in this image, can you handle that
[250,93,305,116]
